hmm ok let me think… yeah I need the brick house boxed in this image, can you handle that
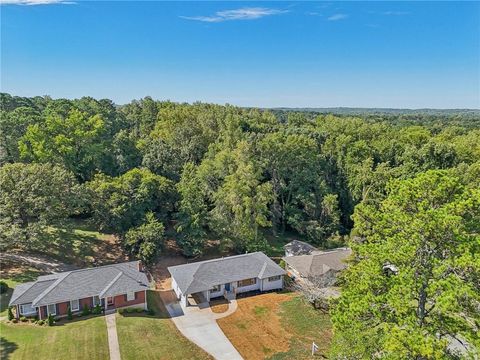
[9,261,150,319]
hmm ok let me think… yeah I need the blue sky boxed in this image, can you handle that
[1,1,479,108]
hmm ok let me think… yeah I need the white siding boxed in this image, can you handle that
[180,294,187,307]
[236,278,261,294]
[262,276,283,291]
[209,284,224,299]
[171,277,181,299]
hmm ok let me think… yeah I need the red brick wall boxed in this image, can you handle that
[111,290,145,309]
[80,296,93,310]
[57,301,70,316]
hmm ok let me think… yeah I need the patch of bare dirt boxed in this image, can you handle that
[0,252,77,281]
[210,299,229,313]
[216,292,295,359]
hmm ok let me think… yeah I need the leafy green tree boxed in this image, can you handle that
[111,129,142,174]
[86,168,175,234]
[211,141,273,252]
[19,109,106,181]
[331,170,480,359]
[0,163,80,250]
[0,107,40,164]
[124,212,165,265]
[176,162,208,257]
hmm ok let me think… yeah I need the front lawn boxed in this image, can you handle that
[216,292,332,359]
[0,316,109,360]
[115,290,212,360]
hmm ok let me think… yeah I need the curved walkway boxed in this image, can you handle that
[211,300,238,320]
[161,292,242,360]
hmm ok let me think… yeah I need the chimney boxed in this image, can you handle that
[137,261,144,273]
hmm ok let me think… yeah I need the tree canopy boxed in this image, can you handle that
[331,170,480,359]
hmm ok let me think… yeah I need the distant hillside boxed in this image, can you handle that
[267,107,480,129]
[270,107,480,116]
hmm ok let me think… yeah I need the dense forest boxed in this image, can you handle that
[1,93,479,358]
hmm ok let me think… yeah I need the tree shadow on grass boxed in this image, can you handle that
[0,288,14,314]
[0,337,18,360]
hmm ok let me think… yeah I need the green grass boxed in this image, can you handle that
[116,290,211,360]
[253,305,269,317]
[269,296,332,359]
[44,218,118,266]
[0,316,109,360]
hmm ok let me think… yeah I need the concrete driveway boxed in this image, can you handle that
[161,291,243,360]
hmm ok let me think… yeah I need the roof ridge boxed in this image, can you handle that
[32,272,70,306]
[54,261,138,276]
[99,271,124,298]
[169,252,263,269]
[258,262,268,279]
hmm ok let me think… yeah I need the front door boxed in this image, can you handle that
[225,283,230,292]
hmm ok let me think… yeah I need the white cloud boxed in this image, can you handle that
[305,11,323,16]
[382,11,409,16]
[327,13,348,21]
[0,0,75,5]
[180,7,288,23]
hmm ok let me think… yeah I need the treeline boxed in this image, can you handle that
[1,93,479,262]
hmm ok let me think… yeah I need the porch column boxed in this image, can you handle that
[16,305,20,319]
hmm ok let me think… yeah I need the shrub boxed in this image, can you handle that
[47,314,55,326]
[82,304,90,316]
[67,306,73,320]
[279,259,286,269]
[126,308,135,313]
[118,308,125,314]
[11,318,18,324]
[20,316,27,322]
[37,319,45,326]
[92,304,102,315]
[147,309,155,316]
[7,307,14,321]
[0,281,8,294]
[135,308,143,313]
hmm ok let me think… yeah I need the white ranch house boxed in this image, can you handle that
[168,252,285,307]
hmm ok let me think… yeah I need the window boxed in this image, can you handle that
[268,275,281,282]
[47,304,56,316]
[93,296,101,306]
[70,299,79,311]
[20,303,36,315]
[210,285,221,293]
[107,297,114,306]
[127,292,135,301]
[238,278,256,288]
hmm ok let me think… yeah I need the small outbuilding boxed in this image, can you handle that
[283,247,352,287]
[283,240,319,257]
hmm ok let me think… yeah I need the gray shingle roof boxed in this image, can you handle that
[9,261,149,307]
[168,252,285,295]
[283,248,352,277]
[9,280,55,306]
[284,240,319,256]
